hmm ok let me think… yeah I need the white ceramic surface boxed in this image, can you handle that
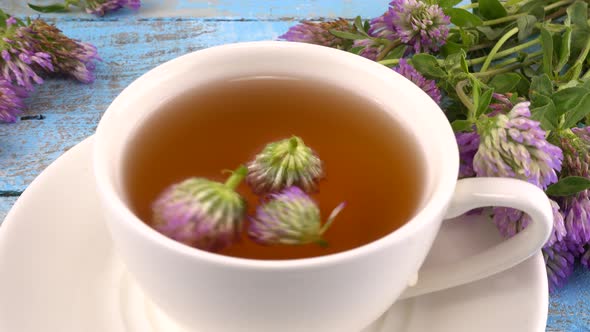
[0,137,548,332]
[92,41,553,331]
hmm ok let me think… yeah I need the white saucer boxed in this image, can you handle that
[0,137,548,332]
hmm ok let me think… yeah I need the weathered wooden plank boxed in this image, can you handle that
[0,19,293,192]
[5,0,385,20]
[0,112,97,191]
[0,197,18,224]
[547,267,590,331]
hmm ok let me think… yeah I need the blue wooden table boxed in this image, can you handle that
[0,1,588,331]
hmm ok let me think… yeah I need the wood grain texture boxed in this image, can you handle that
[0,197,17,224]
[5,0,384,19]
[547,268,590,332]
[0,18,292,192]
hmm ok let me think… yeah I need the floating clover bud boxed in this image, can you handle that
[152,166,248,252]
[248,186,346,246]
[247,136,323,194]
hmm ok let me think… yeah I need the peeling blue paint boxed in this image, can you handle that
[0,197,17,224]
[548,267,590,331]
[6,0,384,19]
[0,19,292,191]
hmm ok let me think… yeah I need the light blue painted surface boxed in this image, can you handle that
[0,19,292,191]
[547,267,590,331]
[6,0,384,19]
[172,0,383,18]
[0,197,17,223]
[0,1,587,331]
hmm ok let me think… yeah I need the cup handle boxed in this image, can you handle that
[398,177,553,300]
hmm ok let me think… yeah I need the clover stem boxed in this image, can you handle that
[473,53,542,77]
[378,58,401,66]
[467,38,539,66]
[376,40,402,61]
[319,202,347,235]
[225,165,248,190]
[455,80,475,117]
[480,27,519,73]
[483,13,527,26]
[572,37,590,80]
[544,0,574,11]
[289,136,299,153]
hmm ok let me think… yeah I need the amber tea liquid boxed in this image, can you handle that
[123,76,425,260]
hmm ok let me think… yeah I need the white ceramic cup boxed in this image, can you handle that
[93,41,553,332]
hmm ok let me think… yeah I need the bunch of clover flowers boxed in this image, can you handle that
[0,11,99,123]
[451,94,569,293]
[277,0,590,294]
[280,0,450,62]
[448,93,590,294]
[152,136,346,252]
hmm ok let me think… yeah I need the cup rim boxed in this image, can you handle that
[93,41,459,270]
